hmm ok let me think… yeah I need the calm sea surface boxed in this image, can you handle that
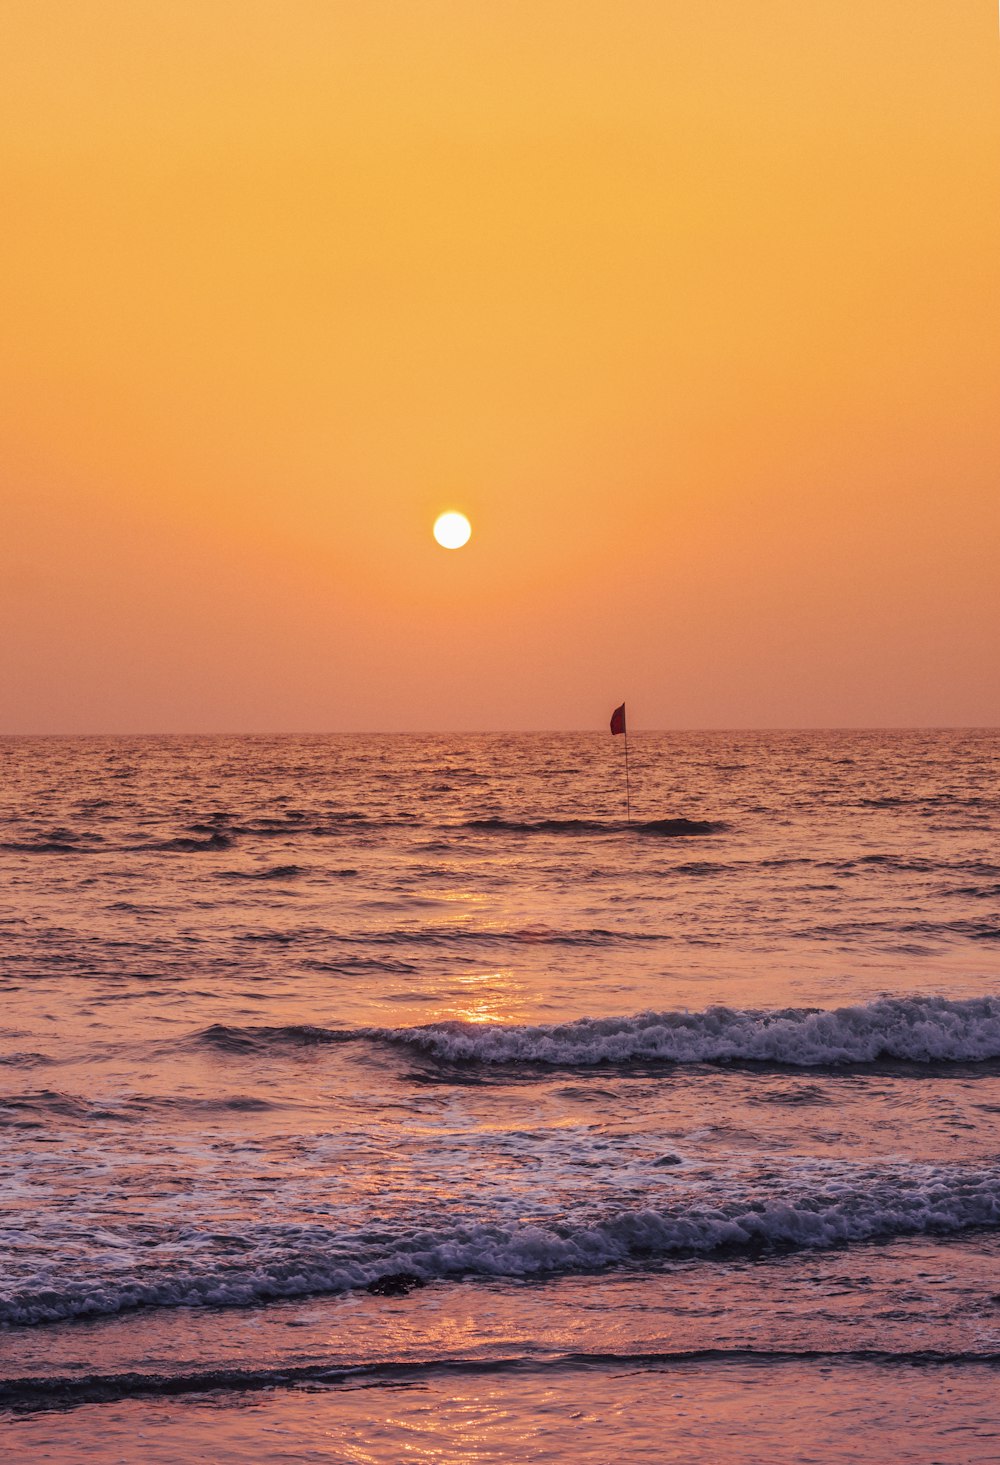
[1,731,998,1462]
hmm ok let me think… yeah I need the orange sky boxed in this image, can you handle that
[3,1,999,732]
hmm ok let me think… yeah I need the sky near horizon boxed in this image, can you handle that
[2,1,999,732]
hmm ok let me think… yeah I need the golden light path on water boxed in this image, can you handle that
[2,733,999,1465]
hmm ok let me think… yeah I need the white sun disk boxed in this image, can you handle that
[433,512,472,550]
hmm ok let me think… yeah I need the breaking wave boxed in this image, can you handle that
[2,1160,998,1326]
[195,996,1000,1069]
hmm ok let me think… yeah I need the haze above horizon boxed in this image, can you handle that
[3,1,998,734]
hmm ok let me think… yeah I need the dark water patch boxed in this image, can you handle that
[899,918,1000,943]
[39,826,104,844]
[408,1053,1000,1083]
[809,916,1000,944]
[461,816,724,837]
[1,840,87,854]
[511,925,663,947]
[841,854,939,872]
[185,811,236,833]
[217,863,359,882]
[302,955,419,975]
[237,926,327,945]
[140,833,233,853]
[0,1089,285,1125]
[143,1094,283,1115]
[462,817,605,835]
[857,795,995,811]
[218,865,308,882]
[821,854,998,877]
[0,1090,93,1123]
[348,925,667,950]
[747,1084,833,1107]
[196,1022,355,1054]
[638,818,724,836]
[237,925,669,952]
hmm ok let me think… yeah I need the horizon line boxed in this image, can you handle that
[2,725,998,739]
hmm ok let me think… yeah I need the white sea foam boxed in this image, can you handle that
[3,1160,998,1326]
[370,996,1000,1067]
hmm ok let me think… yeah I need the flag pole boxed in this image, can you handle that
[610,702,630,824]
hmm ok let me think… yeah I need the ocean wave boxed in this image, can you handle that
[0,815,728,854]
[0,1088,284,1123]
[5,1347,1000,1412]
[374,996,1000,1068]
[2,1161,998,1326]
[462,817,724,837]
[190,997,1000,1069]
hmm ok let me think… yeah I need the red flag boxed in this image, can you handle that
[610,703,626,736]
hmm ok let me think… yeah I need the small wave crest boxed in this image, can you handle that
[5,1346,1000,1412]
[197,1023,355,1054]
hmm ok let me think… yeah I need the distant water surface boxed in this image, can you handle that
[1,731,998,1461]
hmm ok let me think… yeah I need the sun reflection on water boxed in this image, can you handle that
[436,969,526,1026]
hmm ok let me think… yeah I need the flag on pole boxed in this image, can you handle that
[609,702,630,821]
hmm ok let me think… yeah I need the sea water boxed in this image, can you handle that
[1,731,998,1461]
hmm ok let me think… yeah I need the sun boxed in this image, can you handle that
[433,511,472,550]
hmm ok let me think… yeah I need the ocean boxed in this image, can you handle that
[1,730,998,1462]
